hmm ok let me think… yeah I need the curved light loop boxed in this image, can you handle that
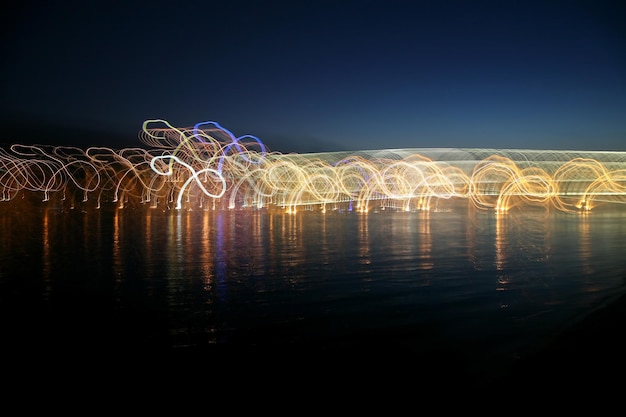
[1,120,626,213]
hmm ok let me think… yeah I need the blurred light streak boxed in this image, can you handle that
[2,120,626,214]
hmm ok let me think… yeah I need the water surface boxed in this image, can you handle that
[2,201,625,380]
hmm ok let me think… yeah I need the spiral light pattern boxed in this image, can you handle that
[2,119,626,213]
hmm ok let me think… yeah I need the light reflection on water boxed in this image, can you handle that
[1,202,625,378]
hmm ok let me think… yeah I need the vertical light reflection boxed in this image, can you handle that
[166,211,184,279]
[578,213,592,275]
[294,213,304,280]
[320,211,329,268]
[165,210,188,343]
[278,210,304,280]
[198,210,218,343]
[267,212,277,277]
[112,209,123,279]
[495,212,507,273]
[215,211,228,300]
[279,212,287,242]
[41,207,52,300]
[143,209,154,277]
[527,211,551,265]
[200,211,213,287]
[417,210,433,270]
[82,208,102,279]
[466,206,480,270]
[357,212,372,274]
[184,209,193,266]
[250,210,265,275]
[495,210,553,305]
[494,211,511,308]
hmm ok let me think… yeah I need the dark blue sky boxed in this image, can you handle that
[1,0,625,152]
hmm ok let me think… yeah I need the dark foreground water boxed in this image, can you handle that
[1,200,625,384]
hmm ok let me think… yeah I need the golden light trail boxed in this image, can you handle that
[1,120,625,213]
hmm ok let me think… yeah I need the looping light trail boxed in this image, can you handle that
[150,154,226,209]
[2,120,626,213]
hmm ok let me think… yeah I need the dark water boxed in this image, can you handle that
[2,200,625,382]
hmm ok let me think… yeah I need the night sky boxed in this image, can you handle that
[1,0,625,153]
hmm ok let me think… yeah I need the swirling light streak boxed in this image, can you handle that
[1,120,626,213]
[193,120,267,173]
[150,154,226,210]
